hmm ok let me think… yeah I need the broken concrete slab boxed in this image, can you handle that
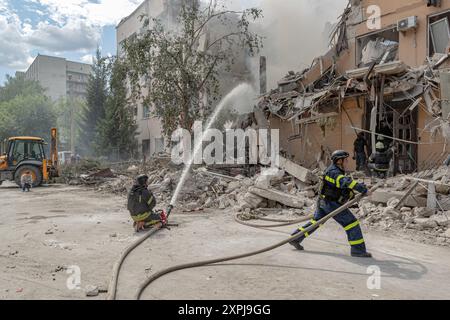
[413,218,439,230]
[249,187,305,209]
[367,190,427,208]
[277,156,316,184]
[239,192,266,209]
[414,207,436,218]
[429,215,450,227]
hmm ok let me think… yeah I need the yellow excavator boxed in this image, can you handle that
[0,128,59,187]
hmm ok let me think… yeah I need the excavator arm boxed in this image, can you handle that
[49,128,59,178]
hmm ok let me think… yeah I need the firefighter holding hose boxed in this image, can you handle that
[127,174,168,232]
[289,150,373,258]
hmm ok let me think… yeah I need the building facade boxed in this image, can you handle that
[25,54,91,102]
[116,0,166,158]
[116,0,253,158]
[257,0,450,173]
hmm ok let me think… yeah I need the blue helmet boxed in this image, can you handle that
[331,150,350,163]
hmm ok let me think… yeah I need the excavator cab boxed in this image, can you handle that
[7,138,46,164]
[0,128,59,187]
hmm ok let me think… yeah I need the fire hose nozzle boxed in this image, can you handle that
[166,204,174,217]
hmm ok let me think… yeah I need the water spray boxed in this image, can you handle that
[169,83,254,209]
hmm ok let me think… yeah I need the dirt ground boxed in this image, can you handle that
[1,182,450,300]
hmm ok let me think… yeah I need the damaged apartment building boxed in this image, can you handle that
[256,0,450,174]
[117,0,253,158]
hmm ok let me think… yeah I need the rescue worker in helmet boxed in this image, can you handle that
[368,137,393,178]
[289,150,372,258]
[127,174,167,232]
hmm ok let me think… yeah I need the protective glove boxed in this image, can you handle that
[160,210,168,225]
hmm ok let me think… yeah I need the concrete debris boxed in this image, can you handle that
[249,187,305,209]
[61,156,450,246]
[360,170,450,246]
[84,285,99,297]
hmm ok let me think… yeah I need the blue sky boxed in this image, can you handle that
[0,0,261,84]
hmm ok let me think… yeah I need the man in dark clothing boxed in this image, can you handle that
[127,174,167,232]
[289,150,372,258]
[353,132,368,171]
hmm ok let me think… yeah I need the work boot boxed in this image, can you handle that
[289,241,304,251]
[351,251,372,258]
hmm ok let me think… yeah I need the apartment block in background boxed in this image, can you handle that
[25,54,92,102]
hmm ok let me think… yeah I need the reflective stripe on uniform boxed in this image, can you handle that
[325,176,335,184]
[299,227,309,237]
[144,220,160,227]
[344,220,360,231]
[349,180,358,189]
[349,239,365,246]
[132,211,151,222]
[147,195,154,206]
[336,175,345,188]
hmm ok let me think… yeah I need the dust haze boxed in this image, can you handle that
[250,0,349,88]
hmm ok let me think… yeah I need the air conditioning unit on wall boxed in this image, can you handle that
[397,16,418,32]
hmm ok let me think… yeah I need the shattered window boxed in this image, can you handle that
[356,28,399,67]
[430,17,450,55]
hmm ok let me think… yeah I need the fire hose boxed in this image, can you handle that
[130,183,381,300]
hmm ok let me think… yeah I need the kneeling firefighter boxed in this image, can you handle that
[289,150,372,258]
[127,174,167,232]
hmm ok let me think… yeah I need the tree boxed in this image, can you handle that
[124,0,263,138]
[97,58,138,160]
[0,74,56,142]
[0,93,57,142]
[0,73,44,103]
[55,97,86,152]
[80,48,109,156]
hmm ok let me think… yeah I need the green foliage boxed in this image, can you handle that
[124,0,263,138]
[0,75,56,142]
[0,94,57,142]
[0,73,45,103]
[79,48,109,156]
[96,58,138,160]
[55,97,86,152]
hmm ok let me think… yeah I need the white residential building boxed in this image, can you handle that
[25,54,92,102]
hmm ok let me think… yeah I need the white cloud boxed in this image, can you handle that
[0,0,142,70]
[33,0,142,26]
[27,20,101,51]
[80,53,93,64]
[0,9,33,69]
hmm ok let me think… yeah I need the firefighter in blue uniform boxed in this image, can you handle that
[290,150,373,258]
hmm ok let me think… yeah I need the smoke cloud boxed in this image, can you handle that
[250,0,349,88]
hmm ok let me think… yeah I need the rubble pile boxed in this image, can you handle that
[63,156,320,213]
[359,167,450,246]
[62,156,450,246]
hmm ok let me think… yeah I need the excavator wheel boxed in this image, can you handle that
[14,165,42,188]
